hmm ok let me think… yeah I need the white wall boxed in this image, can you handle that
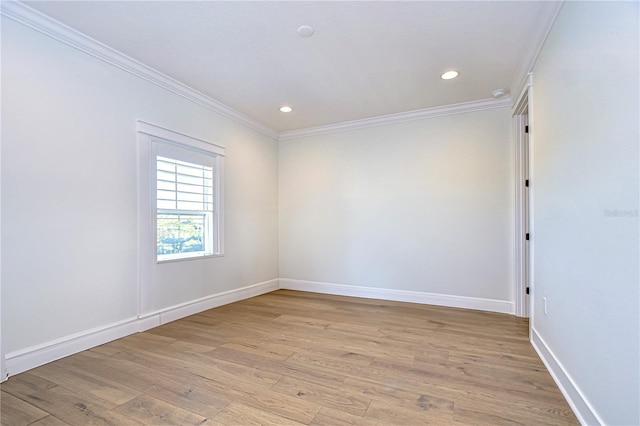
[0,14,4,381]
[531,2,639,425]
[7,8,638,425]
[1,17,278,357]
[279,108,514,306]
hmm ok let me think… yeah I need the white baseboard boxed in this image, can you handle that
[5,278,514,377]
[531,327,602,426]
[5,279,279,377]
[279,278,515,315]
[138,279,279,331]
[6,317,140,378]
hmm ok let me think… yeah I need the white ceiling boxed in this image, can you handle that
[23,1,560,134]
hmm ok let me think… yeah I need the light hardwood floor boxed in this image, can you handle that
[1,290,578,425]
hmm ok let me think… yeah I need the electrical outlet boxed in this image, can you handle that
[543,297,547,315]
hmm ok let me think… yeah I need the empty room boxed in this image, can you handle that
[1,1,638,425]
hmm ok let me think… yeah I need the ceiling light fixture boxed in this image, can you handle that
[280,106,293,113]
[492,88,509,98]
[440,70,459,80]
[297,25,315,38]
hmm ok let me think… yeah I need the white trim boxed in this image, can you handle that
[0,0,562,144]
[512,74,533,318]
[4,277,527,378]
[513,112,527,317]
[6,317,140,378]
[512,73,533,118]
[0,10,4,379]
[137,122,227,315]
[525,73,536,338]
[216,159,225,255]
[279,279,515,315]
[0,1,278,140]
[137,121,226,156]
[278,98,512,141]
[531,328,603,426]
[5,279,279,377]
[137,133,155,315]
[138,279,279,331]
[509,1,564,99]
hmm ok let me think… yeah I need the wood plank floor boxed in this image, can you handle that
[1,290,578,425]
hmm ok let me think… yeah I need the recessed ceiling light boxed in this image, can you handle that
[297,25,315,38]
[441,70,459,80]
[280,106,293,113]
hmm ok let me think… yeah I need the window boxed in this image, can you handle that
[156,154,214,260]
[137,122,224,263]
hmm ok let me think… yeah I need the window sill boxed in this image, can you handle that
[156,253,225,264]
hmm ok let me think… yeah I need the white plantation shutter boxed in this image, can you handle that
[156,156,215,213]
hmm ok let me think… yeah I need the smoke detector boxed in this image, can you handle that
[492,89,508,98]
[297,25,315,38]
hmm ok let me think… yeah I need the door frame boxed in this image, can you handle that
[513,73,534,319]
[0,107,4,382]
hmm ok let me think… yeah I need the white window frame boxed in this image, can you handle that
[155,147,216,261]
[137,121,225,266]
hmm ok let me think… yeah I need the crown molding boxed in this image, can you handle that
[509,1,564,102]
[1,1,279,140]
[1,0,527,143]
[278,97,512,141]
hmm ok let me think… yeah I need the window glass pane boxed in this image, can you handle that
[157,213,206,256]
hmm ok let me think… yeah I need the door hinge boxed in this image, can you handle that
[525,179,529,187]
[525,125,529,133]
[526,287,530,295]
[526,233,530,241]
